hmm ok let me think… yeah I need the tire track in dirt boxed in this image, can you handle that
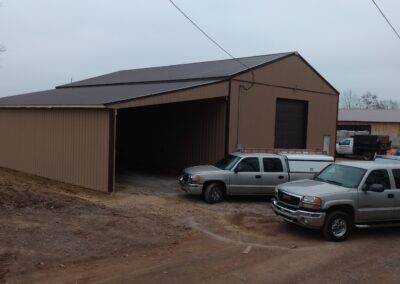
[0,252,14,284]
[185,216,292,251]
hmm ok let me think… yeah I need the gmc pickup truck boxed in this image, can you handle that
[179,152,333,203]
[272,159,400,241]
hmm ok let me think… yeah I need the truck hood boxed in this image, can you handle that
[184,165,222,175]
[278,179,350,197]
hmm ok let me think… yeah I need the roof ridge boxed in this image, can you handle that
[116,51,295,72]
[56,77,228,89]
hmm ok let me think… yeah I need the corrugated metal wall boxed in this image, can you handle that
[0,108,111,192]
[116,98,227,170]
[229,55,339,155]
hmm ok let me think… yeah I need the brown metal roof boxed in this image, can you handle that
[0,52,311,107]
[57,52,293,88]
[0,80,221,107]
[338,109,400,123]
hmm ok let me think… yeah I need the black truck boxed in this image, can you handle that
[336,135,391,160]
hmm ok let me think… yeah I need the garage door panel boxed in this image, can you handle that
[275,98,308,149]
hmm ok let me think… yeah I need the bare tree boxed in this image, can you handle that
[379,99,399,109]
[339,90,360,109]
[360,92,380,109]
[340,90,399,110]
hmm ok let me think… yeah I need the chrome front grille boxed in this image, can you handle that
[277,190,301,207]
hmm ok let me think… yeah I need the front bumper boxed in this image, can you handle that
[179,180,203,195]
[271,198,326,229]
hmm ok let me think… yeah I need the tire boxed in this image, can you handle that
[362,151,373,161]
[322,211,352,242]
[203,183,224,204]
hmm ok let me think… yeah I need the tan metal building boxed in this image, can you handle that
[338,109,400,146]
[0,52,339,192]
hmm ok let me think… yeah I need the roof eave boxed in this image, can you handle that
[0,105,106,109]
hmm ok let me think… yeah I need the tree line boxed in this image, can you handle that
[340,90,399,110]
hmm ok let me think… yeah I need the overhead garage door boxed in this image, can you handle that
[274,98,308,149]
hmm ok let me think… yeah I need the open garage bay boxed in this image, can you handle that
[115,98,227,174]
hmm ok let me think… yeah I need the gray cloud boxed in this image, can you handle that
[0,0,399,99]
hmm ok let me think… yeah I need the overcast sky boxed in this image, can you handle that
[0,0,399,99]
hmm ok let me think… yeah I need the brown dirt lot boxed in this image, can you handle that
[2,168,400,283]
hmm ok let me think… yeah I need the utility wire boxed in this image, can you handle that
[168,0,252,71]
[371,0,400,40]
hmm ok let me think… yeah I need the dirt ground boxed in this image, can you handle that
[2,168,400,284]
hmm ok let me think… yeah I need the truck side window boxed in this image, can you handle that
[263,158,283,172]
[236,158,260,172]
[365,170,391,189]
[392,169,400,188]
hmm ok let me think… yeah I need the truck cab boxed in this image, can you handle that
[336,137,353,155]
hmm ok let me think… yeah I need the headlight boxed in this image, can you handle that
[300,196,322,210]
[189,175,201,184]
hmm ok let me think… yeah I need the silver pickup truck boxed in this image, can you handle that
[272,158,400,241]
[179,152,333,203]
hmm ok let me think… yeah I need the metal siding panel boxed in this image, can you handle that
[234,55,337,95]
[0,109,110,192]
[110,82,229,109]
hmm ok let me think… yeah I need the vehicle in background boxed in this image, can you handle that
[386,148,400,156]
[375,155,400,163]
[336,135,391,160]
[272,159,400,241]
[179,152,333,204]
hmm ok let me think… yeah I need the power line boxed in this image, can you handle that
[167,0,251,70]
[371,0,400,41]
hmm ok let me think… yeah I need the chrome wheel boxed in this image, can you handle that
[210,188,222,202]
[323,211,352,241]
[204,183,224,204]
[331,217,347,238]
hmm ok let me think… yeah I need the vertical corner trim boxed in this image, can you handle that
[108,109,116,192]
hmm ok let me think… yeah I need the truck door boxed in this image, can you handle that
[357,169,395,222]
[229,157,262,195]
[390,169,400,220]
[336,138,353,155]
[259,158,288,195]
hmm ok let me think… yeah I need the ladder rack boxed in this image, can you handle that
[237,148,325,155]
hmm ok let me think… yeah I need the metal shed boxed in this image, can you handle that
[0,52,339,192]
[338,109,400,146]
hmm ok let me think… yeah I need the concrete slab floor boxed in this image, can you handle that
[116,168,181,194]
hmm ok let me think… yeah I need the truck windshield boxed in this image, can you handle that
[315,164,367,188]
[215,155,241,170]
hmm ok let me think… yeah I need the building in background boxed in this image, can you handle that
[338,109,400,146]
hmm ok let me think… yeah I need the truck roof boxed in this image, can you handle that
[231,152,334,161]
[337,160,400,170]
